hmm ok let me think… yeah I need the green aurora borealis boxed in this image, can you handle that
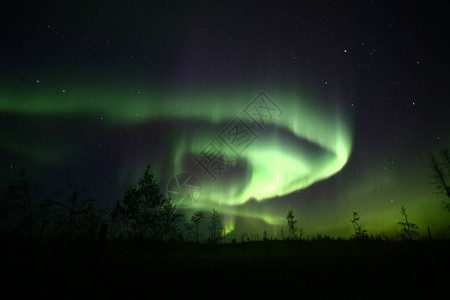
[1,83,448,238]
[2,1,449,239]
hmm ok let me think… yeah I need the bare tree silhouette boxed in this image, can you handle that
[398,206,419,240]
[431,149,450,212]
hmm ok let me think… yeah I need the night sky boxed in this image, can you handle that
[1,0,449,238]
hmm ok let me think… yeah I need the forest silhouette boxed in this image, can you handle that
[1,153,449,297]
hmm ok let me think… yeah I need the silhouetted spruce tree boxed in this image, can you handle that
[114,165,181,241]
[286,210,303,240]
[208,209,223,244]
[114,165,163,240]
[52,185,99,241]
[240,232,248,243]
[431,149,450,212]
[185,211,204,243]
[350,211,368,239]
[158,198,183,241]
[398,206,419,240]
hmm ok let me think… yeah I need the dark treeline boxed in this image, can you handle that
[1,159,450,297]
[2,155,450,245]
[1,166,225,244]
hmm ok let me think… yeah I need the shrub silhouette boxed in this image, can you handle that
[350,211,368,239]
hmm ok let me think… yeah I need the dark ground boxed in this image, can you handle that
[1,238,448,299]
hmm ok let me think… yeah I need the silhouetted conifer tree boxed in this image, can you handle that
[113,165,182,241]
[158,198,182,241]
[186,211,204,242]
[208,209,223,244]
[52,185,99,240]
[286,210,303,240]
